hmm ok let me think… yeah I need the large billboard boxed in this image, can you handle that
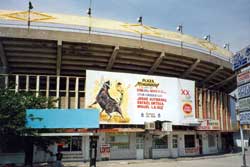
[85,70,195,125]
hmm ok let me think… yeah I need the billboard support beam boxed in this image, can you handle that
[0,42,8,74]
[56,40,62,75]
[201,65,223,86]
[208,73,237,89]
[182,59,200,78]
[106,46,119,70]
[148,51,165,74]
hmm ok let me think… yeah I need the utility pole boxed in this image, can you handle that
[240,124,247,167]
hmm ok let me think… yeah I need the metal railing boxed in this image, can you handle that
[0,74,86,109]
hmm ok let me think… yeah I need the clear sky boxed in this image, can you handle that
[0,0,249,53]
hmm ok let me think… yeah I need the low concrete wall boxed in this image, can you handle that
[152,149,170,158]
[0,153,25,165]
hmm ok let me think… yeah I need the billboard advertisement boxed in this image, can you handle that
[238,97,250,111]
[238,82,250,99]
[196,119,220,130]
[239,111,250,125]
[85,70,195,125]
[26,109,99,128]
[233,45,250,71]
[237,66,250,86]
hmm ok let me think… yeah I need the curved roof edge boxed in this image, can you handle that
[0,10,233,58]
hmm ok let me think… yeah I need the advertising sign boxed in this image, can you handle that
[238,97,250,111]
[26,109,99,128]
[239,111,250,125]
[196,119,220,130]
[85,70,195,125]
[238,82,250,99]
[100,144,110,159]
[237,67,250,86]
[233,45,250,71]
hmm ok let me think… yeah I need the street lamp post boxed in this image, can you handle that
[204,35,211,54]
[177,25,183,55]
[224,43,230,51]
[28,1,33,30]
[240,124,247,167]
[137,16,143,48]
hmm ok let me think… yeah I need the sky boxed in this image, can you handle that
[0,0,250,53]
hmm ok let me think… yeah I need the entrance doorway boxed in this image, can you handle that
[136,135,144,160]
[60,136,82,152]
[172,135,179,157]
[58,136,83,161]
[198,135,203,155]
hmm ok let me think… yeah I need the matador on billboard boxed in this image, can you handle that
[85,70,195,125]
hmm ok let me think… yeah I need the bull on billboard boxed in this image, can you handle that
[85,70,195,125]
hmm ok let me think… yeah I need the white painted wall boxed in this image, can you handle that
[102,133,136,160]
[152,149,169,158]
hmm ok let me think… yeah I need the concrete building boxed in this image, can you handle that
[0,10,238,164]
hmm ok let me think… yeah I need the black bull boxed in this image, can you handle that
[89,81,124,120]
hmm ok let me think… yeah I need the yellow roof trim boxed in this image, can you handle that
[0,10,233,58]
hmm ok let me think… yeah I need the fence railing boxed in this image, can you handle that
[0,74,86,109]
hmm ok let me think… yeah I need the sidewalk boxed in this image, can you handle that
[55,153,241,167]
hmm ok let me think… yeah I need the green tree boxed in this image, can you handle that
[0,88,57,165]
[0,88,56,136]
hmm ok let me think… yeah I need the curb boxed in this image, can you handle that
[95,153,241,165]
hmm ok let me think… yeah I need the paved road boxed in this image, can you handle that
[59,149,250,167]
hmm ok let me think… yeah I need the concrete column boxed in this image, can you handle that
[202,133,208,155]
[169,133,173,157]
[130,133,137,159]
[144,132,152,159]
[84,136,90,161]
[178,133,185,156]
[97,133,105,160]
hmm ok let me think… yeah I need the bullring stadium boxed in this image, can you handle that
[0,10,238,162]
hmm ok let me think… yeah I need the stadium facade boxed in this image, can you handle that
[0,10,239,163]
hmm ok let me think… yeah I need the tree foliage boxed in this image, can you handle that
[0,88,56,136]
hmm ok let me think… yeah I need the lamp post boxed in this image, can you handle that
[137,16,143,48]
[204,35,211,42]
[224,43,230,51]
[86,0,92,43]
[177,25,183,53]
[240,123,247,167]
[176,25,183,34]
[204,35,211,54]
[86,7,91,32]
[28,1,33,30]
